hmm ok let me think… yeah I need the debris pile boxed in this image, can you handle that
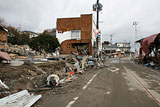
[0,44,33,58]
[0,61,63,98]
[0,53,102,101]
[72,44,89,55]
[135,33,160,69]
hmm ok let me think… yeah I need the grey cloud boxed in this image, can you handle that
[101,0,160,44]
[0,0,160,44]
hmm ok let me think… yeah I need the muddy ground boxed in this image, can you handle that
[0,61,66,98]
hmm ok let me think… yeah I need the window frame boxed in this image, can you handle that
[71,30,81,40]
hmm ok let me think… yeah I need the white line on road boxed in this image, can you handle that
[82,72,99,90]
[66,97,79,107]
[66,72,99,107]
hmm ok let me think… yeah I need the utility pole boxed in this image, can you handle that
[110,34,114,45]
[96,0,99,29]
[18,24,21,31]
[133,22,138,41]
[96,0,99,57]
[133,21,138,55]
[93,0,103,57]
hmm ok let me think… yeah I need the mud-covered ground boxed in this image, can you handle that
[0,61,66,98]
[34,58,160,107]
[1,57,160,107]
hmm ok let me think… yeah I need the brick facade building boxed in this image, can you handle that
[56,14,96,55]
[0,26,7,43]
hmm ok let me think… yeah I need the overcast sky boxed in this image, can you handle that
[0,0,160,45]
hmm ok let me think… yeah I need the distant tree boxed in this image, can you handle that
[7,26,20,44]
[29,33,59,53]
[0,18,30,45]
[43,30,49,34]
[20,32,30,45]
[7,26,30,45]
[0,17,6,26]
[42,28,56,36]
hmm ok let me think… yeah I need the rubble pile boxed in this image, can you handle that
[72,44,89,55]
[0,54,102,100]
[0,61,63,97]
[135,33,160,70]
[0,43,33,58]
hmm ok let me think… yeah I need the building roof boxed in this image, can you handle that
[57,14,92,20]
[135,38,144,43]
[116,42,130,44]
[21,31,38,34]
[139,33,160,57]
[103,44,118,48]
[142,33,160,46]
[0,26,8,32]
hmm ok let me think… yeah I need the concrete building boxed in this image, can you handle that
[56,14,97,55]
[115,42,131,53]
[102,43,118,54]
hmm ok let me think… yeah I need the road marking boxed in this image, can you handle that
[82,72,99,90]
[66,97,79,107]
[123,66,160,105]
[108,67,120,72]
[66,72,99,107]
[104,91,111,95]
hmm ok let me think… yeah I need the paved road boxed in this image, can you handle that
[34,58,160,107]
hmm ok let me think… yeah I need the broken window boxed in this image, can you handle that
[71,30,81,40]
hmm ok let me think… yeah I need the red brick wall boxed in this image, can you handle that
[57,18,81,32]
[57,14,93,55]
[0,31,7,42]
[57,14,92,39]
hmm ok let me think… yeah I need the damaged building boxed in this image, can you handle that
[136,33,160,65]
[56,14,97,56]
[0,26,8,44]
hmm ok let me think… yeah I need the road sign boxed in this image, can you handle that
[94,29,100,38]
[94,29,100,34]
[95,34,99,38]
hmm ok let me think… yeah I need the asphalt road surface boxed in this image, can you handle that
[34,57,160,107]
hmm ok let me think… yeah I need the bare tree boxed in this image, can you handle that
[0,17,6,26]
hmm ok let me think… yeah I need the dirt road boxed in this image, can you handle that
[34,58,160,107]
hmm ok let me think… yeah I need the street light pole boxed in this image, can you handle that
[133,21,138,55]
[96,0,99,56]
[133,21,138,41]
